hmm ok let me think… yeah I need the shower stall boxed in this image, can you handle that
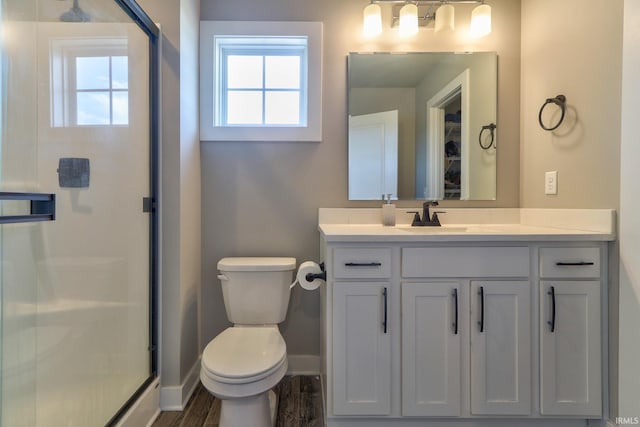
[0,0,158,425]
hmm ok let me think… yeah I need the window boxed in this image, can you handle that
[200,21,323,141]
[74,55,129,126]
[218,40,306,126]
[50,38,129,127]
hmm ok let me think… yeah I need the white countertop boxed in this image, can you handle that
[318,208,616,243]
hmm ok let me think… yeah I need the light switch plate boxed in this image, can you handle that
[545,171,558,195]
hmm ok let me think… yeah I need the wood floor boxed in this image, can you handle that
[152,376,324,427]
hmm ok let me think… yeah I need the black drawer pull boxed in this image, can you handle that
[478,286,484,333]
[547,286,556,333]
[453,288,459,335]
[344,262,382,267]
[555,261,595,266]
[382,287,388,334]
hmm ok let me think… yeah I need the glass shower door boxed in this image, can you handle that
[0,1,158,425]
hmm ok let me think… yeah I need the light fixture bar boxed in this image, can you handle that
[391,3,437,28]
[388,0,484,28]
[372,0,482,4]
[363,0,491,38]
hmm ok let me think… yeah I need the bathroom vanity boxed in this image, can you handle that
[318,208,615,427]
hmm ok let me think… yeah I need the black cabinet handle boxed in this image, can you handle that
[548,286,556,333]
[0,192,56,224]
[345,262,382,267]
[555,261,595,266]
[453,288,459,335]
[382,287,388,334]
[478,286,484,333]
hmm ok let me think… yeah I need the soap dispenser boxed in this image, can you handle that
[382,194,396,226]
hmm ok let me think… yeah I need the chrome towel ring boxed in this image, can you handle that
[479,123,497,150]
[538,94,566,131]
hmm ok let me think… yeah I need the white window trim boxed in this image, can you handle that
[200,21,323,142]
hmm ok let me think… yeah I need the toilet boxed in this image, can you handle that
[200,257,296,427]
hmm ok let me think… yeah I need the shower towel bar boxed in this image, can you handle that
[0,192,56,224]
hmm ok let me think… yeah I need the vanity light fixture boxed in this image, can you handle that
[363,2,383,37]
[469,1,492,38]
[361,0,491,38]
[434,3,455,33]
[399,3,419,37]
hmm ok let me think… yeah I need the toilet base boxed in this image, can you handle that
[219,390,277,427]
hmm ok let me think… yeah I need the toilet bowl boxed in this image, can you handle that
[200,257,296,427]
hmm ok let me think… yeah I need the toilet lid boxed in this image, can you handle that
[202,327,287,381]
[217,257,296,272]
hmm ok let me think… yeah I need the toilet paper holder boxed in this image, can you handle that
[305,262,326,282]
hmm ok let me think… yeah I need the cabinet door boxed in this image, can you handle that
[402,282,462,416]
[332,282,392,415]
[470,281,531,415]
[540,281,601,417]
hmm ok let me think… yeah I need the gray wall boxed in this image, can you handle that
[520,0,622,209]
[618,1,640,418]
[137,0,202,393]
[200,0,522,357]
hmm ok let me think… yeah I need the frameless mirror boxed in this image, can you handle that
[348,52,497,201]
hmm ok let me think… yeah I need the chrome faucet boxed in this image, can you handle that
[408,201,442,226]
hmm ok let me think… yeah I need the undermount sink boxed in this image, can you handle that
[396,225,468,233]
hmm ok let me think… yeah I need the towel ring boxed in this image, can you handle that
[479,123,497,150]
[538,95,566,131]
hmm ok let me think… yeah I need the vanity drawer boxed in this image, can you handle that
[539,247,601,278]
[333,248,391,279]
[402,247,530,278]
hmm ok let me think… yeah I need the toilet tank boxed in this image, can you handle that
[217,257,296,325]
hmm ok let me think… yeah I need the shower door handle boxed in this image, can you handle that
[0,192,56,224]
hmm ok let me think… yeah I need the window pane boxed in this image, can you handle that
[111,56,129,89]
[227,56,263,89]
[77,91,110,125]
[227,91,263,124]
[265,91,300,125]
[112,92,129,125]
[76,57,110,90]
[265,56,300,89]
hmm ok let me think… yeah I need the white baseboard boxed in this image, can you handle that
[114,377,161,427]
[287,355,320,375]
[160,356,201,411]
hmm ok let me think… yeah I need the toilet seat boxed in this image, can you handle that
[202,327,287,384]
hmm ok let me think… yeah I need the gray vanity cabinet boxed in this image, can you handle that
[332,281,392,415]
[401,247,531,417]
[539,247,603,417]
[469,280,531,416]
[402,280,532,417]
[401,281,463,416]
[321,238,607,426]
[330,248,393,416]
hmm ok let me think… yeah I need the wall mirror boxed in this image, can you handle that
[348,52,497,201]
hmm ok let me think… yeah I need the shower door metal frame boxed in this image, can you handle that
[106,1,160,425]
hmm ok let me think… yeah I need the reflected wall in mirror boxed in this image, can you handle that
[348,52,497,201]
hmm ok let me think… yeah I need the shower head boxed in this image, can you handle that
[60,0,91,22]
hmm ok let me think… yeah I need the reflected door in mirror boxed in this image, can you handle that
[348,110,398,200]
